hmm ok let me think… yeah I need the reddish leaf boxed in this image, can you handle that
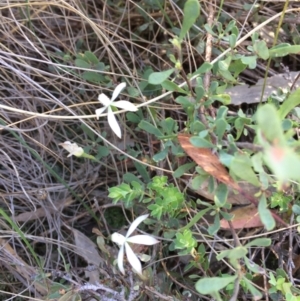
[178,133,239,190]
[178,133,288,228]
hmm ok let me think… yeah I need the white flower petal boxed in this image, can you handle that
[59,141,84,157]
[111,233,126,246]
[117,244,125,275]
[98,93,111,106]
[111,82,126,102]
[107,107,122,138]
[126,235,159,245]
[95,107,107,119]
[126,214,149,238]
[113,100,138,112]
[125,242,142,275]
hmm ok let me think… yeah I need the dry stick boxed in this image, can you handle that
[288,212,296,284]
[261,249,270,301]
[200,2,218,147]
[203,2,215,119]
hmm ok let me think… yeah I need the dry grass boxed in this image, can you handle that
[0,0,299,300]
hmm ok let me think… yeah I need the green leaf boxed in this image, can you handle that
[193,62,213,75]
[258,194,275,231]
[195,85,205,100]
[235,117,251,140]
[229,59,247,77]
[245,238,271,248]
[82,71,104,83]
[204,24,217,36]
[243,278,263,299]
[253,40,269,60]
[173,162,196,178]
[278,88,300,119]
[95,62,105,71]
[292,204,300,215]
[216,106,228,119]
[218,69,237,83]
[138,120,162,137]
[256,104,285,145]
[214,183,228,207]
[224,20,236,33]
[208,214,220,235]
[123,173,143,185]
[218,59,230,71]
[230,153,260,186]
[148,203,163,219]
[211,94,231,105]
[84,51,99,64]
[96,145,110,159]
[195,275,237,295]
[190,136,215,148]
[241,56,257,69]
[81,124,95,140]
[148,68,175,85]
[244,257,265,274]
[160,117,177,134]
[229,34,237,49]
[153,148,168,162]
[133,161,150,183]
[161,80,188,94]
[269,43,300,58]
[126,112,141,123]
[216,118,228,139]
[175,96,193,107]
[217,246,247,261]
[75,58,91,68]
[127,86,140,97]
[179,0,201,41]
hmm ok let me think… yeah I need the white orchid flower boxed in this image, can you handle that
[95,82,137,138]
[111,214,159,276]
[59,141,84,157]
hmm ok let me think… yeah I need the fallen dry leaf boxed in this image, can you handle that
[184,177,276,205]
[178,133,288,228]
[72,228,103,284]
[178,133,239,190]
[220,205,264,229]
[226,72,300,106]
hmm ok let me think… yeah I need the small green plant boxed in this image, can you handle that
[195,238,271,300]
[75,50,110,83]
[108,175,185,219]
[269,270,300,301]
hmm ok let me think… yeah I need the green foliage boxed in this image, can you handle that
[108,182,144,208]
[109,176,185,219]
[172,229,197,255]
[148,68,175,85]
[269,271,300,301]
[256,103,300,187]
[195,275,237,300]
[196,237,271,300]
[269,43,300,58]
[75,51,109,83]
[147,176,185,219]
[179,0,201,41]
[270,191,292,212]
[58,4,300,300]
